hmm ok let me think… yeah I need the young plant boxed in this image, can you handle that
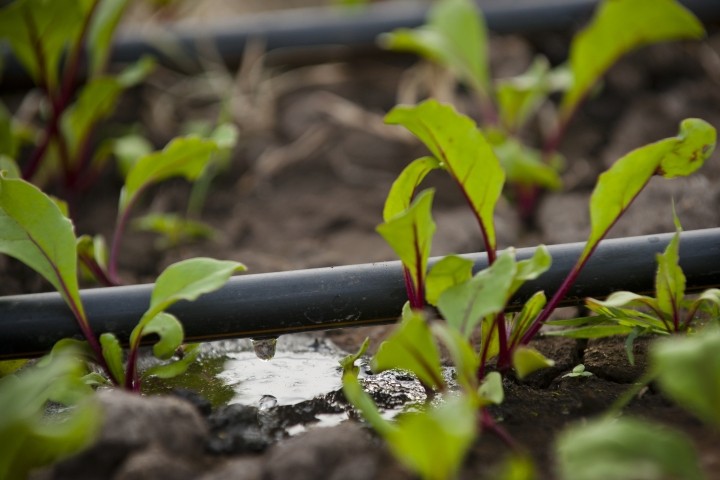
[547,219,720,345]
[340,311,504,480]
[0,174,245,390]
[0,0,152,189]
[381,99,715,374]
[0,345,100,479]
[381,0,705,222]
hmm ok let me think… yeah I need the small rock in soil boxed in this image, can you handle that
[33,390,208,480]
[262,423,400,480]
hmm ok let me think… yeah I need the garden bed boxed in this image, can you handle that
[3,2,720,479]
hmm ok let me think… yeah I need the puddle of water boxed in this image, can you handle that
[218,350,343,406]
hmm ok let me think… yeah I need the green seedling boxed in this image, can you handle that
[562,364,593,379]
[381,0,704,222]
[340,328,489,480]
[344,99,715,476]
[0,174,245,390]
[0,346,100,479]
[380,99,715,374]
[546,219,720,357]
[0,0,153,188]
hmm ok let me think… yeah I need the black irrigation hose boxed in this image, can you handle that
[2,0,720,88]
[1,228,719,360]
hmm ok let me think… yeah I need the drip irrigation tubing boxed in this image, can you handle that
[1,0,719,88]
[1,228,719,360]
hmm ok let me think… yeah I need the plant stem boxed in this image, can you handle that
[21,0,100,184]
[481,409,520,452]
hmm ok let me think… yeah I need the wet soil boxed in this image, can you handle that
[5,16,720,480]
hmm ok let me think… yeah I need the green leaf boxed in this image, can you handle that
[690,288,720,320]
[210,123,240,151]
[0,157,21,179]
[492,137,563,190]
[133,258,246,344]
[383,156,441,221]
[582,119,716,263]
[0,348,100,480]
[425,255,473,306]
[99,333,125,385]
[339,337,370,377]
[432,322,478,394]
[120,136,219,213]
[387,396,477,480]
[509,291,546,346]
[377,189,436,301]
[381,0,490,95]
[544,324,635,340]
[561,0,704,119]
[132,213,216,249]
[0,360,28,378]
[496,56,569,131]
[77,234,108,271]
[113,133,154,178]
[655,229,685,324]
[512,346,555,380]
[62,58,154,159]
[0,0,89,90]
[0,175,85,321]
[478,371,504,406]
[142,343,201,380]
[651,328,720,427]
[372,311,445,391]
[556,417,704,480]
[511,245,552,297]
[438,252,515,337]
[141,312,184,360]
[87,0,130,76]
[385,100,504,252]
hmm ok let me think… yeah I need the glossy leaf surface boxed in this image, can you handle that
[582,119,715,262]
[377,189,436,303]
[512,346,555,380]
[425,255,473,306]
[383,156,440,221]
[438,252,515,337]
[0,176,84,320]
[386,100,504,253]
[372,311,445,391]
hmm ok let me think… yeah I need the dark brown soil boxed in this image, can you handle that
[5,16,720,480]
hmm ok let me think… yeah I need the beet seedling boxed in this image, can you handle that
[381,0,705,222]
[0,345,100,479]
[0,0,153,189]
[341,99,715,478]
[547,220,720,347]
[381,99,715,374]
[0,174,245,391]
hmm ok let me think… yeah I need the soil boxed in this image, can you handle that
[4,8,720,480]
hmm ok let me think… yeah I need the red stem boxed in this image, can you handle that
[21,0,100,183]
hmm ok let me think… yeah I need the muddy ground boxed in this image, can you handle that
[4,10,720,480]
